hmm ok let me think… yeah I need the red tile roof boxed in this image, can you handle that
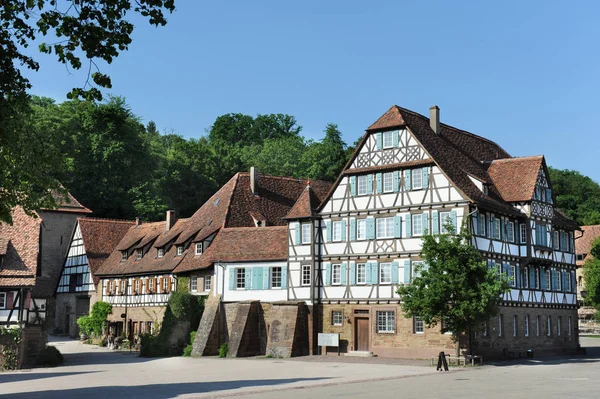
[47,189,92,214]
[367,105,406,131]
[0,238,8,256]
[78,218,135,284]
[284,185,321,219]
[487,156,544,202]
[174,227,288,272]
[576,225,600,265]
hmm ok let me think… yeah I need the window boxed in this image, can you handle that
[577,254,585,261]
[134,279,140,293]
[332,310,343,326]
[177,246,184,256]
[535,268,540,289]
[507,222,515,243]
[332,264,342,285]
[412,261,424,279]
[383,131,394,148]
[478,213,486,236]
[0,292,6,309]
[302,265,311,286]
[379,263,392,284]
[195,243,203,255]
[136,249,143,260]
[357,175,368,195]
[121,251,128,262]
[557,316,561,336]
[413,316,424,334]
[546,316,552,336]
[376,217,394,239]
[513,315,518,337]
[377,311,396,333]
[271,267,282,288]
[440,212,451,234]
[493,217,501,240]
[412,169,423,190]
[412,214,423,236]
[157,248,164,258]
[162,277,169,292]
[536,315,541,336]
[301,224,311,244]
[554,231,560,250]
[332,221,343,242]
[566,272,571,293]
[356,219,366,240]
[204,275,212,292]
[520,224,527,244]
[557,270,562,291]
[524,315,530,337]
[191,276,198,292]
[119,280,126,294]
[545,270,551,290]
[356,263,366,284]
[523,267,529,288]
[498,315,503,337]
[510,265,516,287]
[383,172,393,192]
[236,268,246,289]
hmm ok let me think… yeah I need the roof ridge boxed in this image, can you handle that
[222,226,288,231]
[78,217,136,224]
[238,172,328,184]
[491,155,544,162]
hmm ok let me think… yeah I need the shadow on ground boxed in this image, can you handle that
[0,371,96,384]
[0,378,330,399]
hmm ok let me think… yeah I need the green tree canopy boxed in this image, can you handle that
[397,223,510,354]
[549,167,600,226]
[583,238,600,308]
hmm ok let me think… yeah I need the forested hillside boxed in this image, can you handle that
[549,168,600,226]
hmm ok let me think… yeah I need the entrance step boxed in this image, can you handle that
[346,351,377,358]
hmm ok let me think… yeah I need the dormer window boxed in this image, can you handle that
[136,249,143,260]
[157,248,164,258]
[177,246,184,256]
[121,251,128,262]
[195,243,203,255]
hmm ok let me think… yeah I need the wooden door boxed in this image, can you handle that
[355,318,370,351]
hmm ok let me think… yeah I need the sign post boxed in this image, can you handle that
[318,333,340,356]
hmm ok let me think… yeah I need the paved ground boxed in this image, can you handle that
[0,337,599,398]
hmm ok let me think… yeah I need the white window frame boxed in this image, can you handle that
[507,222,515,243]
[376,217,394,239]
[566,272,571,293]
[412,214,423,236]
[332,264,342,285]
[121,251,128,262]
[383,131,394,148]
[412,169,423,190]
[0,292,6,309]
[523,267,529,289]
[157,248,164,258]
[332,221,343,242]
[134,279,140,293]
[236,268,246,289]
[554,231,560,250]
[498,315,503,337]
[119,280,126,294]
[377,311,396,333]
[557,270,562,291]
[190,276,198,292]
[195,242,203,255]
[440,212,451,234]
[357,175,368,195]
[136,249,143,260]
[332,310,343,326]
[271,267,282,289]
[524,315,529,337]
[301,265,311,286]
[204,275,212,292]
[177,246,184,256]
[162,277,169,292]
[478,214,486,236]
[510,265,516,287]
[356,263,366,284]
[493,218,501,240]
[413,316,424,334]
[519,223,527,244]
[379,263,392,284]
[301,223,311,244]
[356,219,367,240]
[383,172,394,193]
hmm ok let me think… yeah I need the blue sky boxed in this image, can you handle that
[25,0,599,182]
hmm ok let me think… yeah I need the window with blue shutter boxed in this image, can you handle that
[295,223,301,245]
[540,269,546,290]
[423,167,429,188]
[366,218,375,240]
[394,215,402,238]
[405,170,411,191]
[422,212,429,235]
[281,267,288,289]
[432,211,439,235]
[350,176,357,197]
[376,173,383,194]
[341,262,347,285]
[403,260,411,283]
[252,268,260,290]
[405,215,412,237]
[245,268,252,290]
[516,265,521,288]
[350,218,356,241]
[341,219,347,241]
[376,132,383,150]
[350,262,356,285]
[371,262,378,284]
[326,220,332,242]
[393,130,399,147]
[366,263,373,284]
[392,261,399,284]
[367,174,373,194]
[229,268,235,290]
[325,263,331,286]
[530,267,536,289]
[450,211,457,232]
[393,171,400,192]
[263,267,270,289]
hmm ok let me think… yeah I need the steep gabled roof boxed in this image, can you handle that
[367,105,406,131]
[46,189,92,214]
[283,184,322,219]
[78,218,135,284]
[487,156,544,202]
[0,238,9,256]
[576,225,600,265]
[174,227,288,273]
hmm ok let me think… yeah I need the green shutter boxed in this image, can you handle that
[341,262,347,285]
[432,211,439,235]
[366,218,375,240]
[252,267,260,290]
[392,261,399,284]
[367,174,373,194]
[263,268,270,289]
[394,215,402,238]
[472,212,479,235]
[350,176,357,196]
[393,130,399,147]
[366,263,372,284]
[405,170,412,190]
[281,267,288,289]
[393,171,400,192]
[423,167,429,188]
[546,188,553,204]
[376,132,382,150]
[376,173,383,194]
[350,218,356,241]
[423,212,429,235]
[406,215,412,237]
[516,265,521,288]
[326,220,332,242]
[325,263,331,286]
[229,268,236,290]
[341,219,347,241]
[350,262,356,285]
[295,223,301,245]
[403,260,411,283]
[245,268,252,290]
[371,262,379,284]
[540,269,546,290]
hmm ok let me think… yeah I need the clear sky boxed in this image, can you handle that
[24,0,600,182]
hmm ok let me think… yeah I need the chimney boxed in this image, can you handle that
[429,105,440,134]
[250,166,259,196]
[135,217,142,226]
[166,210,176,232]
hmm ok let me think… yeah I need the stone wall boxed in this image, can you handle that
[54,291,97,337]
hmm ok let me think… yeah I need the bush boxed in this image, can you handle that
[36,346,64,367]
[218,343,228,358]
[77,301,112,337]
[182,331,196,357]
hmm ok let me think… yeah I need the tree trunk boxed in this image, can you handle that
[455,333,460,357]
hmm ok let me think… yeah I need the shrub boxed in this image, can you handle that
[182,331,196,357]
[77,301,112,337]
[218,343,228,358]
[36,346,64,367]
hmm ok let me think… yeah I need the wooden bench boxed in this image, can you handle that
[430,354,483,367]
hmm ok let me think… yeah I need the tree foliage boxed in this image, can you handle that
[397,223,510,352]
[583,238,600,308]
[77,301,112,336]
[549,167,600,226]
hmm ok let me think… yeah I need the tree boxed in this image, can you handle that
[301,123,348,181]
[397,223,510,355]
[583,238,600,308]
[549,167,600,226]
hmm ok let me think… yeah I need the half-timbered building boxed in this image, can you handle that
[54,218,133,337]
